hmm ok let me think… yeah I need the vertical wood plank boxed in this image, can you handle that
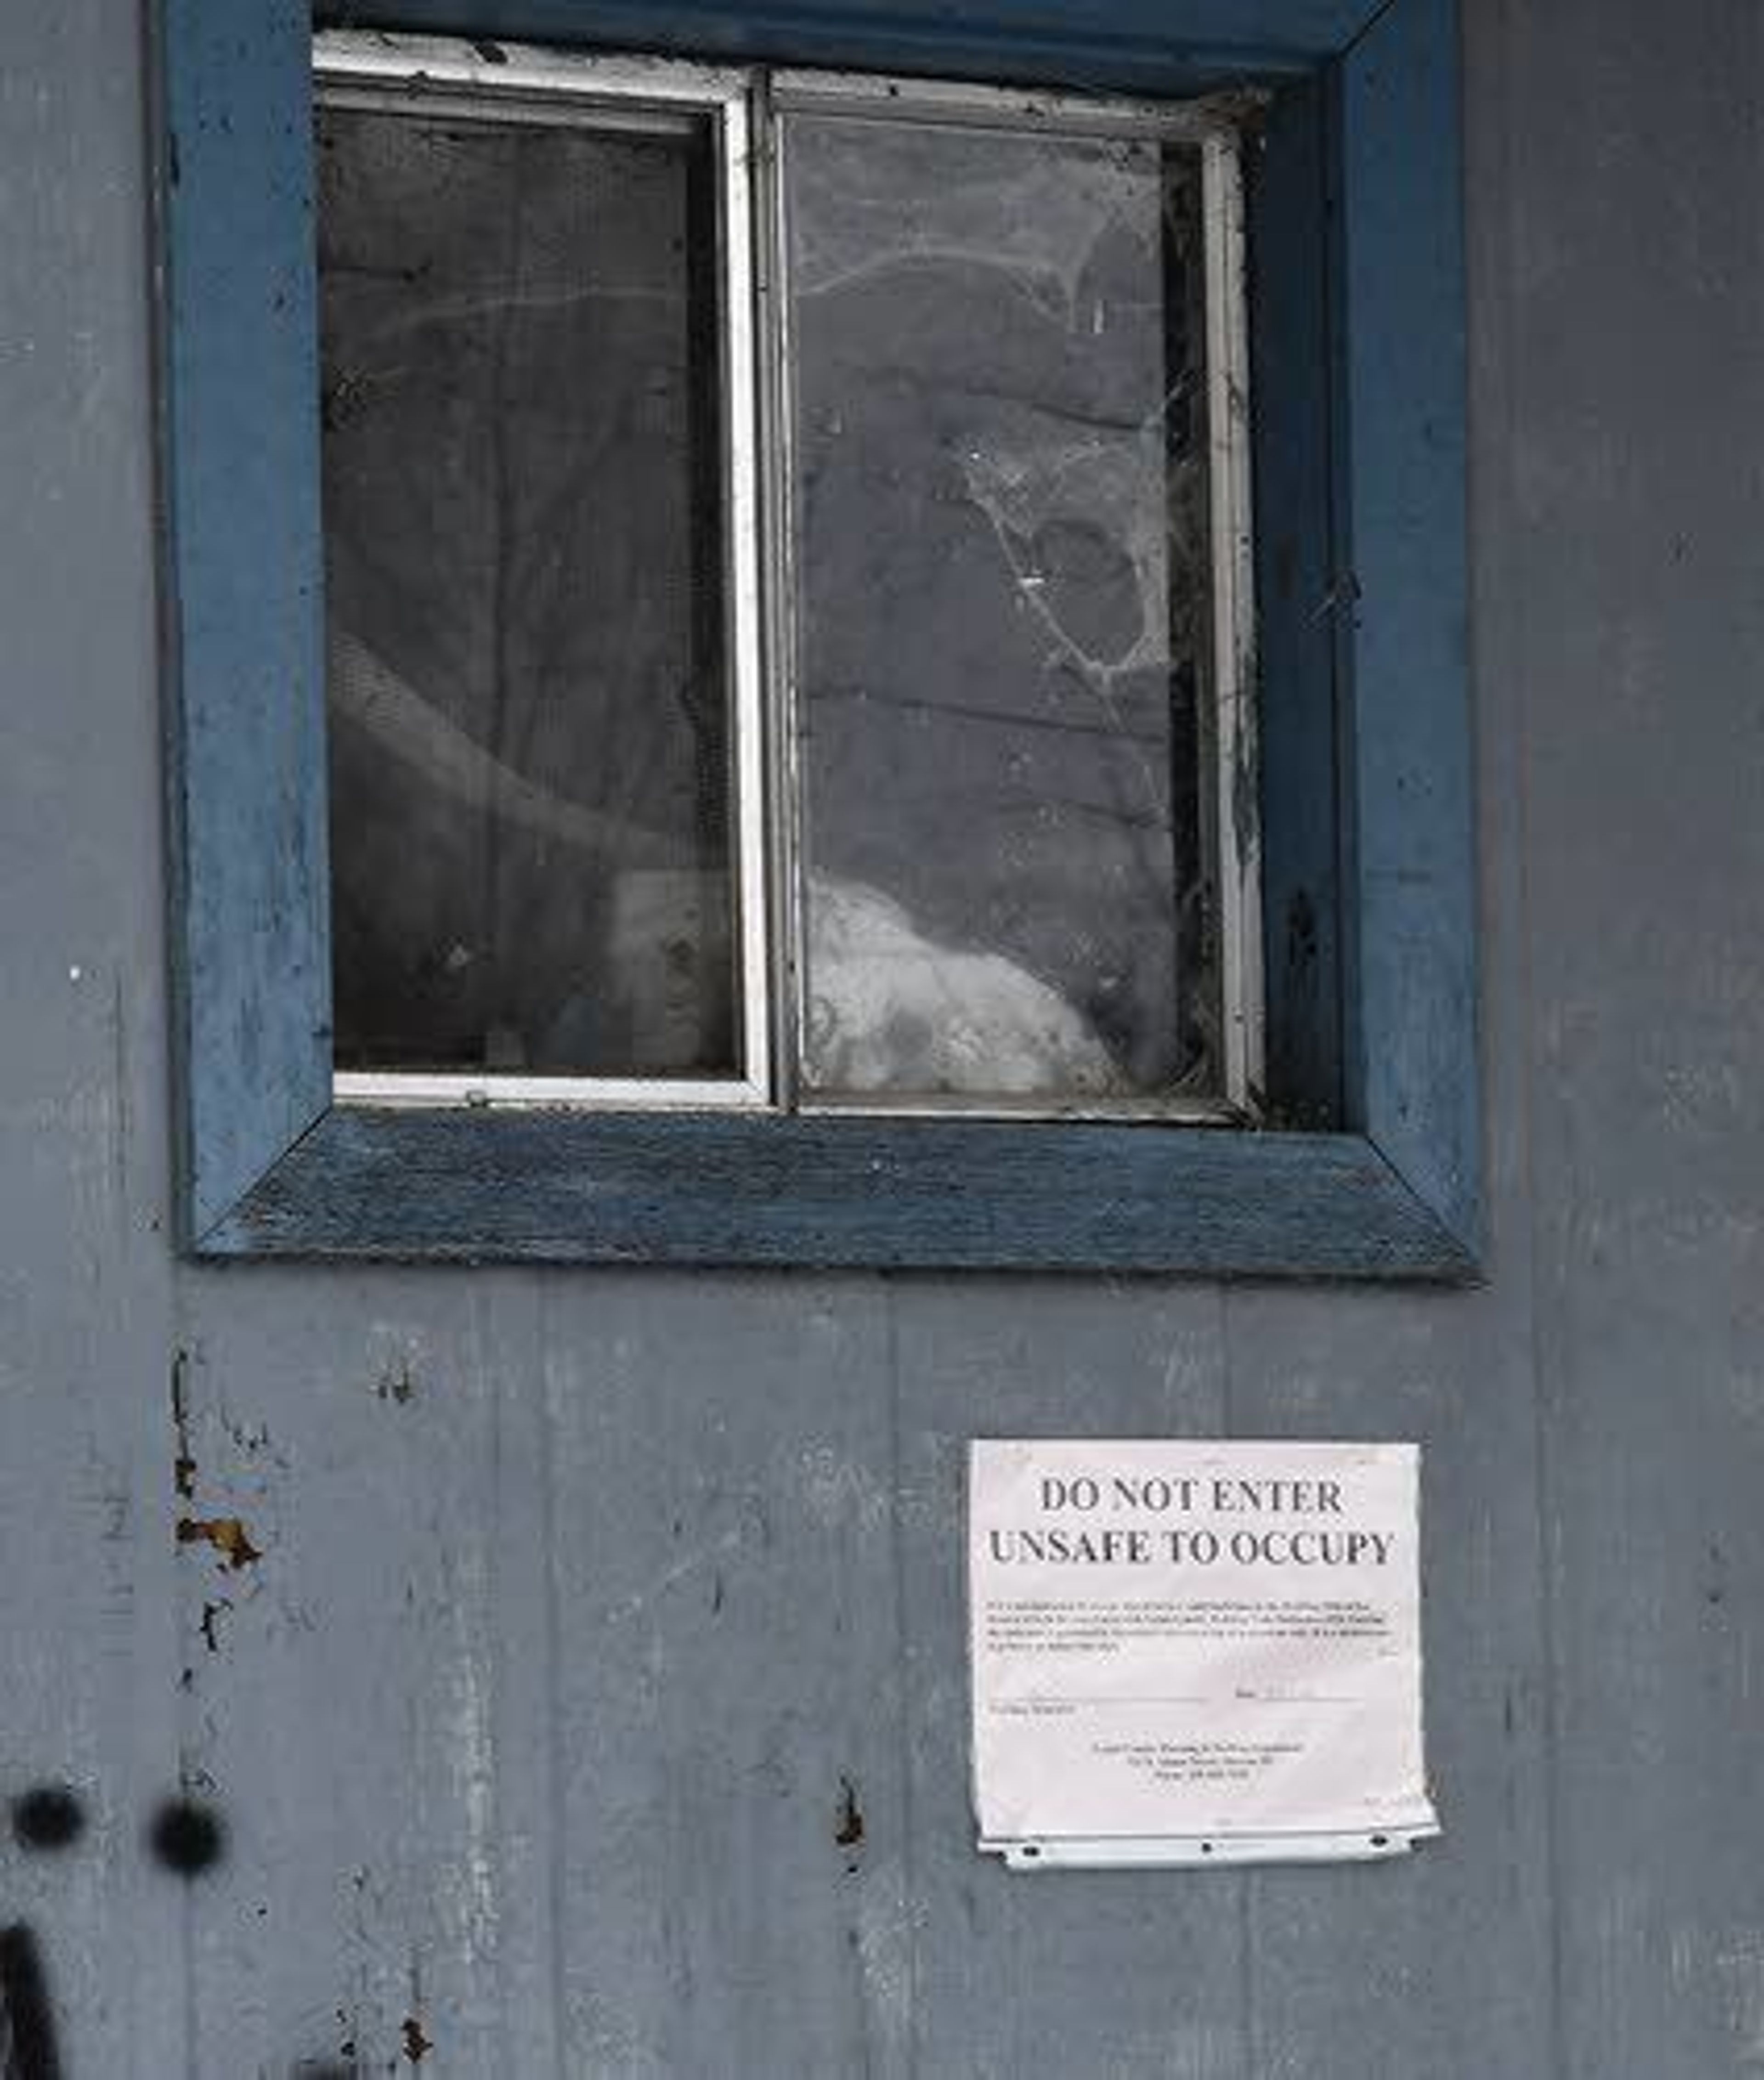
[1217,1288,1554,2080]
[537,1273,908,2077]
[888,1281,1251,2079]
[171,1272,567,2079]
[1510,2,1764,2073]
[0,5,189,2073]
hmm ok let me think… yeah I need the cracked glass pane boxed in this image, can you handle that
[318,103,736,1079]
[784,113,1220,1104]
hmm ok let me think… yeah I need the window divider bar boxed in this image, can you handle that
[719,83,776,1103]
[1204,132,1265,1117]
[756,79,811,1114]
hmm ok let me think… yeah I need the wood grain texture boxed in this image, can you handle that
[537,1275,907,2075]
[1248,72,1344,1130]
[0,5,187,2071]
[317,0,1382,90]
[169,1277,572,2075]
[204,1107,1476,1277]
[161,0,333,1239]
[1335,0,1480,1249]
[166,0,1481,1279]
[9,0,1764,2073]
[1506,2,1764,2073]
[887,1283,1253,2078]
[1218,1286,1555,2077]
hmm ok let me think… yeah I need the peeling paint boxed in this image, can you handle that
[1715,1932,1764,2069]
[175,1515,262,1569]
[850,1858,918,2062]
[603,1522,752,1628]
[835,1774,865,1863]
[374,1357,416,1404]
[170,1345,196,1500]
[796,1446,890,1535]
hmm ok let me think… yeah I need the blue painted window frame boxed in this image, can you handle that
[157,0,1476,1277]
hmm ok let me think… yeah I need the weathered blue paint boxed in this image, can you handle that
[203,1108,1474,1275]
[1247,72,1343,1129]
[1334,0,1478,1246]
[160,0,332,1238]
[162,0,1478,1275]
[317,0,1381,91]
[9,0,1764,2070]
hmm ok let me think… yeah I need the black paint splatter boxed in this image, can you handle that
[0,1923,64,2080]
[147,1797,225,1877]
[9,1789,85,1855]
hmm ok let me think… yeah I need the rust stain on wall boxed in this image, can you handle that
[175,1516,262,1569]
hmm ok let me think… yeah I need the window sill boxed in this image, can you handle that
[197,1106,1476,1278]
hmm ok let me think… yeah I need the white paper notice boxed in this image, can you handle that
[970,1440,1438,1868]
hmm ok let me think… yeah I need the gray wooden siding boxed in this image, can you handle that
[1,0,1760,2074]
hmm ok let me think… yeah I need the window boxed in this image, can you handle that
[160,0,1477,1276]
[314,38,1259,1125]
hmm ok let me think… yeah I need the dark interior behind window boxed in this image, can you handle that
[318,102,735,1079]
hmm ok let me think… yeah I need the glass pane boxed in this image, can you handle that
[784,114,1220,1104]
[318,102,736,1079]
